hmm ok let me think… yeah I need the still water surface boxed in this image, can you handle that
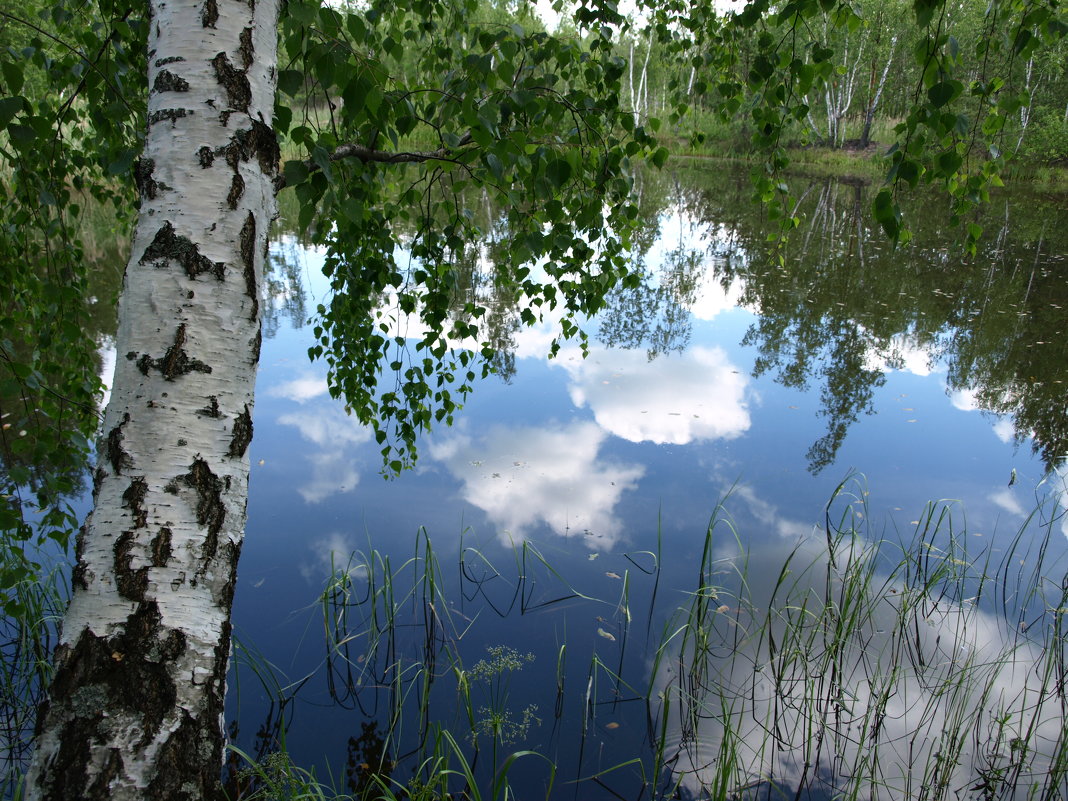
[227,163,1068,799]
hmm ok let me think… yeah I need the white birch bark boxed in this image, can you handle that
[25,0,279,798]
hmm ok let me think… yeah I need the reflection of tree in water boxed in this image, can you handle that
[346,720,393,799]
[598,176,707,359]
[670,165,1068,474]
[262,239,309,339]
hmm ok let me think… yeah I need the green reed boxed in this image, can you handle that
[223,478,1068,801]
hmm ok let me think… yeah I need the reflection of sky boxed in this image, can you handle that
[428,421,644,548]
[554,344,750,445]
[231,189,1068,796]
[652,535,1067,798]
[268,369,371,503]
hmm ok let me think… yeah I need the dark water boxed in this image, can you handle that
[226,163,1068,799]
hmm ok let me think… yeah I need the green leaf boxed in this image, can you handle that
[278,69,304,97]
[284,159,310,186]
[107,148,137,176]
[545,158,572,188]
[649,146,669,169]
[1,61,24,95]
[927,80,961,108]
[0,97,24,130]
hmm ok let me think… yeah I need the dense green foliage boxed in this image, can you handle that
[0,0,141,610]
[633,0,1066,246]
[277,0,656,470]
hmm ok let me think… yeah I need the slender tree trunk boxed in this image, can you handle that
[859,35,897,149]
[25,0,279,798]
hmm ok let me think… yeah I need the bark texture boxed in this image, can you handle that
[25,0,279,797]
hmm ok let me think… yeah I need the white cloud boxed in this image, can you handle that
[269,374,329,403]
[729,483,815,541]
[300,531,368,583]
[428,421,644,548]
[277,407,372,448]
[950,387,980,412]
[276,407,371,503]
[97,337,116,411]
[993,418,1016,444]
[556,345,750,445]
[292,451,360,504]
[989,487,1026,517]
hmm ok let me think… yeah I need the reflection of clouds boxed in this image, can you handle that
[730,483,814,540]
[555,345,750,445]
[1055,462,1068,543]
[300,531,368,583]
[277,406,371,503]
[989,487,1026,517]
[291,451,360,504]
[278,407,371,448]
[652,536,1066,799]
[690,265,743,321]
[428,421,643,548]
[867,332,940,377]
[269,373,329,403]
[97,337,116,411]
[951,388,1023,444]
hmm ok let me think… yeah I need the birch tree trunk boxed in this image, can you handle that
[25,0,279,797]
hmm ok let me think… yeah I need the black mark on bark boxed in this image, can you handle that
[227,173,245,209]
[152,69,190,94]
[239,213,259,319]
[140,221,224,281]
[217,541,242,610]
[137,324,212,381]
[212,52,251,113]
[148,108,189,126]
[239,27,254,69]
[114,529,149,601]
[197,145,215,168]
[134,158,158,200]
[71,524,89,591]
[180,457,225,545]
[155,55,185,67]
[151,526,173,567]
[217,121,279,176]
[251,328,262,363]
[37,600,189,801]
[122,476,149,529]
[202,0,219,28]
[106,413,133,475]
[228,405,253,458]
[198,395,221,418]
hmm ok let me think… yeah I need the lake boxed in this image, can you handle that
[148,161,1068,798]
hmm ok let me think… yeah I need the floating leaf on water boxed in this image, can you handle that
[716,604,730,614]
[597,627,616,641]
[258,459,265,465]
[605,722,620,730]
[605,571,622,579]
[588,553,598,561]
